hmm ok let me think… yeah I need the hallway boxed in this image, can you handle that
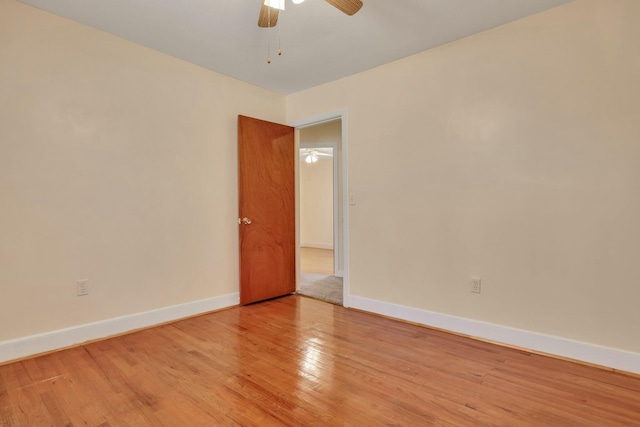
[299,247,342,305]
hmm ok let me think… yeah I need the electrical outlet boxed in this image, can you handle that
[77,279,88,296]
[471,278,481,294]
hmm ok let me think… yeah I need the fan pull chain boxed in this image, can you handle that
[267,5,271,63]
[277,10,282,56]
[264,3,282,63]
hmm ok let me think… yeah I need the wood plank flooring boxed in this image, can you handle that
[300,247,333,275]
[2,296,640,426]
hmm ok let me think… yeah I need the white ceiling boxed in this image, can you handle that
[19,0,572,95]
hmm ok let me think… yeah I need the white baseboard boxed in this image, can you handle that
[0,293,239,364]
[334,270,344,278]
[348,295,640,375]
[301,242,334,250]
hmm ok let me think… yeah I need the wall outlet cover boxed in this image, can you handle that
[77,280,88,296]
[471,278,481,294]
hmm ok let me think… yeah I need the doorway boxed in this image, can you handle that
[296,118,345,305]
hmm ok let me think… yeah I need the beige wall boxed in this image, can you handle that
[0,0,285,341]
[287,0,640,354]
[300,157,334,248]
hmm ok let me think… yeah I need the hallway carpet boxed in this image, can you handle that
[298,273,343,305]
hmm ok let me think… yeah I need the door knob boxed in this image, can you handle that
[239,217,252,225]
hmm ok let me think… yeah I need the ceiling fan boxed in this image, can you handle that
[300,148,333,163]
[258,0,363,28]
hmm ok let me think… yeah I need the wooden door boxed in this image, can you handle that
[238,115,295,305]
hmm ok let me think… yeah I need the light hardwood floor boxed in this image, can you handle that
[300,247,333,275]
[1,296,640,426]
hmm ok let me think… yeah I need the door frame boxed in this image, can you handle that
[290,109,350,307]
[299,141,339,276]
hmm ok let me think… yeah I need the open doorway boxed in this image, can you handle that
[297,119,344,305]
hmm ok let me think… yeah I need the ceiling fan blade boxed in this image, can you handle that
[300,150,332,159]
[258,3,279,28]
[325,0,363,16]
